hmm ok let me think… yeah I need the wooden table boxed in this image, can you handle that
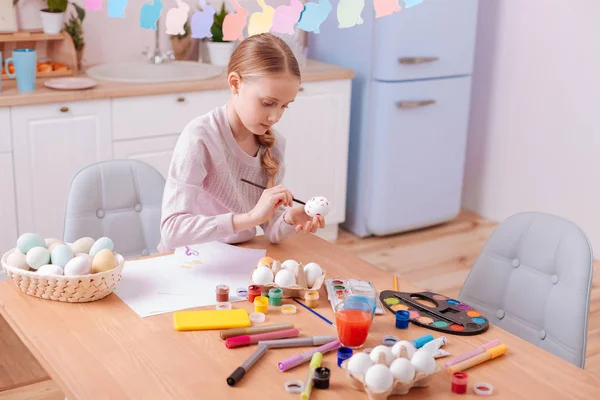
[0,235,597,399]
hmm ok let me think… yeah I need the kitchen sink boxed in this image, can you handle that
[85,61,224,84]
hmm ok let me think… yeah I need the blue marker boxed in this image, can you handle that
[411,334,434,349]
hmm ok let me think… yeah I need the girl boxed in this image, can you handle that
[158,33,325,252]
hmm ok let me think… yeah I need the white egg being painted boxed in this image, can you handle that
[304,196,332,218]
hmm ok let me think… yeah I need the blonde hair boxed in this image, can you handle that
[228,33,301,187]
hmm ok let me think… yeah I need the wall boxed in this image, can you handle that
[462,0,600,251]
[16,0,291,66]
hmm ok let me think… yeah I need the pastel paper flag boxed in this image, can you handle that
[271,0,304,35]
[337,0,364,28]
[108,0,128,17]
[248,0,275,36]
[404,0,423,8]
[165,0,190,35]
[296,0,332,34]
[223,0,249,41]
[191,0,216,38]
[85,0,102,10]
[140,0,163,29]
[374,0,401,18]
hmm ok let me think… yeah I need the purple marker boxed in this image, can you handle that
[444,339,501,369]
[278,340,341,372]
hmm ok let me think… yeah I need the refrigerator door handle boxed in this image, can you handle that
[396,100,436,109]
[398,57,440,65]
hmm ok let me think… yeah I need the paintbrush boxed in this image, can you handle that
[240,178,306,205]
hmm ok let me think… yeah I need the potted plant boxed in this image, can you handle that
[63,5,85,69]
[169,21,193,60]
[205,3,235,66]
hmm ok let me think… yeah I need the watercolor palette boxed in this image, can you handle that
[379,290,489,336]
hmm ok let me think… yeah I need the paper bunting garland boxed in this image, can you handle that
[140,0,163,30]
[248,0,276,36]
[101,0,427,36]
[223,0,249,41]
[296,0,332,34]
[165,0,190,35]
[108,0,128,18]
[191,0,216,38]
[374,0,401,18]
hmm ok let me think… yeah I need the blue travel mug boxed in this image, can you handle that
[337,347,353,367]
[395,310,410,329]
[5,49,37,93]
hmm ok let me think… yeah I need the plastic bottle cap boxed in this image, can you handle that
[474,382,493,396]
[284,380,304,393]
[236,288,248,297]
[216,302,232,310]
[281,305,297,314]
[249,312,266,323]
[337,347,353,367]
[383,335,399,346]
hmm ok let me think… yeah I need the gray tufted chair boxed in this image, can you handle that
[458,212,593,368]
[62,160,165,258]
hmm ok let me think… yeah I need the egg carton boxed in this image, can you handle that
[340,347,441,399]
[249,261,327,299]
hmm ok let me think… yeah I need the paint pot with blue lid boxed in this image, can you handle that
[337,347,353,367]
[395,310,410,329]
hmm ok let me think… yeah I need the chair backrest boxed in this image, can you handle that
[458,212,593,368]
[63,160,166,258]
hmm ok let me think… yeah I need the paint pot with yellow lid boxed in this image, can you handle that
[254,296,268,314]
[305,291,319,308]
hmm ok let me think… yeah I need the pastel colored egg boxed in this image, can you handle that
[304,196,332,218]
[6,251,29,270]
[37,264,64,276]
[47,241,66,252]
[257,256,275,269]
[44,237,62,247]
[50,245,73,268]
[64,256,92,276]
[70,237,95,254]
[26,247,51,270]
[89,237,114,257]
[17,233,45,254]
[91,249,117,274]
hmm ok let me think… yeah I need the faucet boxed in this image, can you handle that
[142,17,176,65]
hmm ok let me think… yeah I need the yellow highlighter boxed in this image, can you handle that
[448,344,508,373]
[301,352,323,400]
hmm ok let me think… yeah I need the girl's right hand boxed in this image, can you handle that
[248,185,294,225]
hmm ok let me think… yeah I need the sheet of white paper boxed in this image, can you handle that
[114,242,265,317]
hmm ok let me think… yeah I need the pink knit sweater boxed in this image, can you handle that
[157,104,296,252]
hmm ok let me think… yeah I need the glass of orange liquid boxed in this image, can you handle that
[334,298,374,349]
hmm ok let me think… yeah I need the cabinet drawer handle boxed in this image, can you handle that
[396,100,436,109]
[398,57,439,65]
[177,97,185,103]
[59,106,69,113]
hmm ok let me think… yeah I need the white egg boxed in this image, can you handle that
[6,251,29,270]
[281,259,299,270]
[347,352,374,376]
[364,364,394,392]
[304,196,332,218]
[274,269,296,287]
[410,348,437,374]
[26,247,50,270]
[252,266,274,285]
[64,256,92,276]
[75,253,93,265]
[392,340,417,359]
[303,262,323,288]
[37,264,64,276]
[389,358,415,383]
[370,345,394,366]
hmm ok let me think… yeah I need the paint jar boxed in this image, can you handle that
[254,296,268,314]
[395,310,410,329]
[248,285,261,303]
[451,372,468,394]
[305,290,319,308]
[216,285,230,302]
[337,347,353,367]
[268,288,283,306]
[313,367,330,389]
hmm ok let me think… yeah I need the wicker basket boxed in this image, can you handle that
[1,247,124,303]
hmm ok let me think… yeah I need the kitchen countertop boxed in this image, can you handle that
[0,59,354,107]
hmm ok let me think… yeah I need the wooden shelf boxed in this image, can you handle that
[0,30,65,43]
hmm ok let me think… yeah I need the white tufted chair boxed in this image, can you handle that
[62,160,166,258]
[458,212,593,368]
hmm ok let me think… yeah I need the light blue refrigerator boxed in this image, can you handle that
[308,0,479,237]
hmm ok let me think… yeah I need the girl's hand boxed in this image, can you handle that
[285,206,326,234]
[248,185,294,225]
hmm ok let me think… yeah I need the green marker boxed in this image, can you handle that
[301,352,322,400]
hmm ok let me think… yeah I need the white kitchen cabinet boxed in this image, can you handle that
[275,79,352,240]
[0,153,18,253]
[11,100,112,239]
[0,108,11,153]
[113,135,180,179]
